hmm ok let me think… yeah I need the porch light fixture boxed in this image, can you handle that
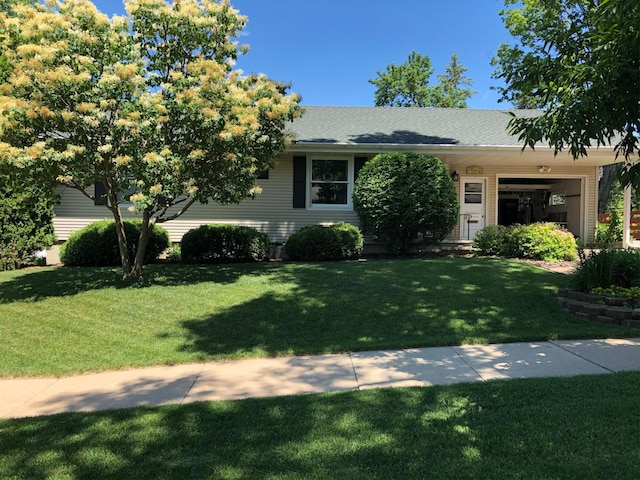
[451,171,459,181]
[538,166,551,173]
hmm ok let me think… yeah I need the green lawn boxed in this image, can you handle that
[0,257,636,377]
[1,372,638,480]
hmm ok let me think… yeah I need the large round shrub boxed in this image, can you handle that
[353,152,459,254]
[60,220,170,266]
[181,224,271,264]
[284,223,363,261]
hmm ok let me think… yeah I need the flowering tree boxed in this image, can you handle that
[0,0,301,279]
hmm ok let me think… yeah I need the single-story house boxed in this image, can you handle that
[51,106,621,258]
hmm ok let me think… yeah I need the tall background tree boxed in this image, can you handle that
[431,54,475,108]
[0,0,301,280]
[369,51,474,108]
[492,0,640,192]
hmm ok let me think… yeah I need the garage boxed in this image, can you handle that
[497,177,584,238]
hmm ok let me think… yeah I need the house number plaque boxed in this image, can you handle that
[466,166,483,175]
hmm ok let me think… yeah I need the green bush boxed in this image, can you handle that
[180,224,271,264]
[60,220,170,267]
[471,225,508,256]
[473,222,577,262]
[510,223,577,261]
[572,248,640,292]
[353,152,459,254]
[595,211,623,247]
[0,167,56,271]
[284,223,363,261]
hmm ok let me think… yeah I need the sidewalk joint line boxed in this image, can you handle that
[453,346,486,382]
[347,353,361,390]
[549,340,615,373]
[180,364,206,404]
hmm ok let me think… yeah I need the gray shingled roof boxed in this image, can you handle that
[289,106,542,147]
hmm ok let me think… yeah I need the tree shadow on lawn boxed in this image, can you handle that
[178,258,581,359]
[1,373,636,480]
[0,263,279,303]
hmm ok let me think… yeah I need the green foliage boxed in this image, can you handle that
[595,211,623,247]
[590,286,640,301]
[431,54,475,108]
[474,223,577,262]
[284,223,363,261]
[181,224,271,264]
[165,243,181,264]
[0,166,56,271]
[369,51,474,108]
[353,152,459,254]
[493,0,640,190]
[572,248,640,292]
[471,225,508,256]
[510,223,578,261]
[60,220,170,267]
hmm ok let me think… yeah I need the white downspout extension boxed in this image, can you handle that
[622,184,631,248]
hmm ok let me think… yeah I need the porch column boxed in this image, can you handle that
[623,183,632,248]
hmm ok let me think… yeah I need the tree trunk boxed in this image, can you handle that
[126,210,154,281]
[109,197,133,279]
[598,164,618,213]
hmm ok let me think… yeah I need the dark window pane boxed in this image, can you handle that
[311,183,348,204]
[312,160,348,182]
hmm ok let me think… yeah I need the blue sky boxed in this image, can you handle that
[91,0,515,109]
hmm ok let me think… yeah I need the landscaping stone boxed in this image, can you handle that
[558,288,636,328]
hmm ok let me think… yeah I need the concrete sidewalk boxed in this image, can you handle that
[1,338,638,419]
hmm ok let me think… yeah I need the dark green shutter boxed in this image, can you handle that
[354,156,368,182]
[292,156,306,208]
[94,181,107,205]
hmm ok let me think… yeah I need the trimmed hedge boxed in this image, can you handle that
[60,220,170,267]
[180,224,271,264]
[473,222,577,262]
[284,223,363,261]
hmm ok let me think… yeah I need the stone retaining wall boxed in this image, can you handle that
[557,288,640,328]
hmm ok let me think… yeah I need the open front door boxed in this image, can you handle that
[460,178,486,240]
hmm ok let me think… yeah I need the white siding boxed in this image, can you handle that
[54,154,359,244]
[54,153,602,245]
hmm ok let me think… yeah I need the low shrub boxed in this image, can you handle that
[572,248,640,292]
[510,223,577,261]
[471,225,508,256]
[181,224,271,264]
[284,223,363,261]
[590,286,640,301]
[473,222,577,262]
[165,244,181,263]
[60,220,170,267]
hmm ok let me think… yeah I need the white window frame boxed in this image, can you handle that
[307,155,354,210]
